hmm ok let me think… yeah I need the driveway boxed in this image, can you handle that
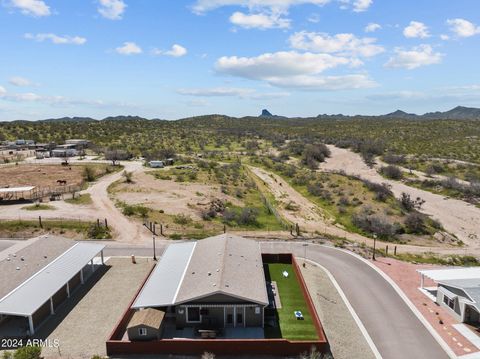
[261,241,450,359]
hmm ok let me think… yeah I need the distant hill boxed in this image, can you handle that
[421,106,480,120]
[384,110,417,119]
[260,109,273,117]
[42,116,97,123]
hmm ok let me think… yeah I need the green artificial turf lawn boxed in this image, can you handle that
[264,263,318,341]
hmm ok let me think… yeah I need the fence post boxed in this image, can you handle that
[223,224,226,233]
[386,245,389,256]
[160,224,163,236]
[394,246,397,256]
[97,218,100,228]
[153,224,156,235]
[295,223,300,236]
[104,218,108,229]
[39,216,42,228]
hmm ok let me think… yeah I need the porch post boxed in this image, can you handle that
[243,306,246,328]
[28,315,34,335]
[262,307,264,328]
[66,282,70,298]
[233,306,236,328]
[421,274,424,288]
[50,297,55,315]
[80,268,84,284]
[101,250,104,265]
[223,306,226,328]
[90,259,94,273]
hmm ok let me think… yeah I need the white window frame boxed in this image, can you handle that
[443,294,455,310]
[138,327,147,336]
[255,307,261,315]
[186,306,202,323]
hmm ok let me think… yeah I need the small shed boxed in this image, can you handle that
[127,308,165,341]
[149,160,164,168]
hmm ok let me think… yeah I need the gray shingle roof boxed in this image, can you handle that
[132,234,268,308]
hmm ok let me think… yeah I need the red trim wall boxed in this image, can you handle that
[106,252,329,356]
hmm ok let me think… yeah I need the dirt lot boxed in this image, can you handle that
[301,263,375,359]
[39,257,154,359]
[112,171,242,220]
[0,164,89,189]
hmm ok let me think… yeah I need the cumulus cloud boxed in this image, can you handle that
[24,33,87,45]
[352,0,372,12]
[403,21,430,38]
[177,87,290,100]
[191,0,332,14]
[8,0,50,17]
[0,86,6,97]
[97,0,126,20]
[447,18,480,38]
[152,44,187,57]
[115,42,142,55]
[8,76,32,87]
[289,31,384,57]
[365,22,381,33]
[385,45,443,70]
[215,51,376,90]
[229,11,290,29]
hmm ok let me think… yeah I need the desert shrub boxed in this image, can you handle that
[222,207,259,226]
[173,214,192,226]
[83,166,96,182]
[13,346,41,359]
[363,180,393,201]
[383,153,406,165]
[122,170,133,183]
[301,143,330,169]
[404,213,427,234]
[380,165,403,180]
[352,210,398,239]
[399,192,425,211]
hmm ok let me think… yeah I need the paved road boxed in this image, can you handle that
[261,241,449,359]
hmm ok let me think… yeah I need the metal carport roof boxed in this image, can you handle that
[0,243,105,316]
[418,267,480,282]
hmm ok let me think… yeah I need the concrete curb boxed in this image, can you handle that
[330,246,458,359]
[299,257,382,359]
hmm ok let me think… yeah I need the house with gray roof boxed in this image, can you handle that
[419,268,480,323]
[0,236,105,336]
[131,234,268,337]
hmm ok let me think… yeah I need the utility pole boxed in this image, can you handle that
[372,233,377,261]
[153,236,157,261]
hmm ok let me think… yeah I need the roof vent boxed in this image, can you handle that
[216,269,220,272]
[21,257,25,261]
[208,272,212,276]
[16,266,20,271]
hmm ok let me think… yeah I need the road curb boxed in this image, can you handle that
[299,257,382,359]
[331,246,458,359]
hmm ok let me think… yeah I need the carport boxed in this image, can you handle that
[0,242,105,334]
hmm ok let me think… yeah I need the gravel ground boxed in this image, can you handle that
[300,262,375,359]
[39,257,154,359]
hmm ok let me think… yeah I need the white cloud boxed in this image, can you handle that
[8,0,50,17]
[97,0,126,20]
[8,76,32,87]
[152,44,187,57]
[352,0,372,12]
[0,86,6,97]
[177,87,289,99]
[229,11,290,29]
[307,13,320,23]
[215,51,376,90]
[365,22,381,33]
[191,0,332,14]
[115,42,142,55]
[447,18,480,38]
[289,31,384,57]
[385,45,443,70]
[403,21,430,38]
[177,87,255,97]
[24,33,87,45]
[440,34,450,41]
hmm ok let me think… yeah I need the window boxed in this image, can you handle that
[227,314,233,324]
[443,295,455,309]
[138,328,147,336]
[187,307,201,323]
[255,307,261,315]
[237,313,243,324]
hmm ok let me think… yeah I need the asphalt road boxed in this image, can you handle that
[261,241,449,359]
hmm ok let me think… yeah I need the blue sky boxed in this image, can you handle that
[0,0,480,121]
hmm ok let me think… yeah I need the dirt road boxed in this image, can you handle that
[321,146,480,247]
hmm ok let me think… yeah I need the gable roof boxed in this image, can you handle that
[132,234,268,309]
[127,308,165,329]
